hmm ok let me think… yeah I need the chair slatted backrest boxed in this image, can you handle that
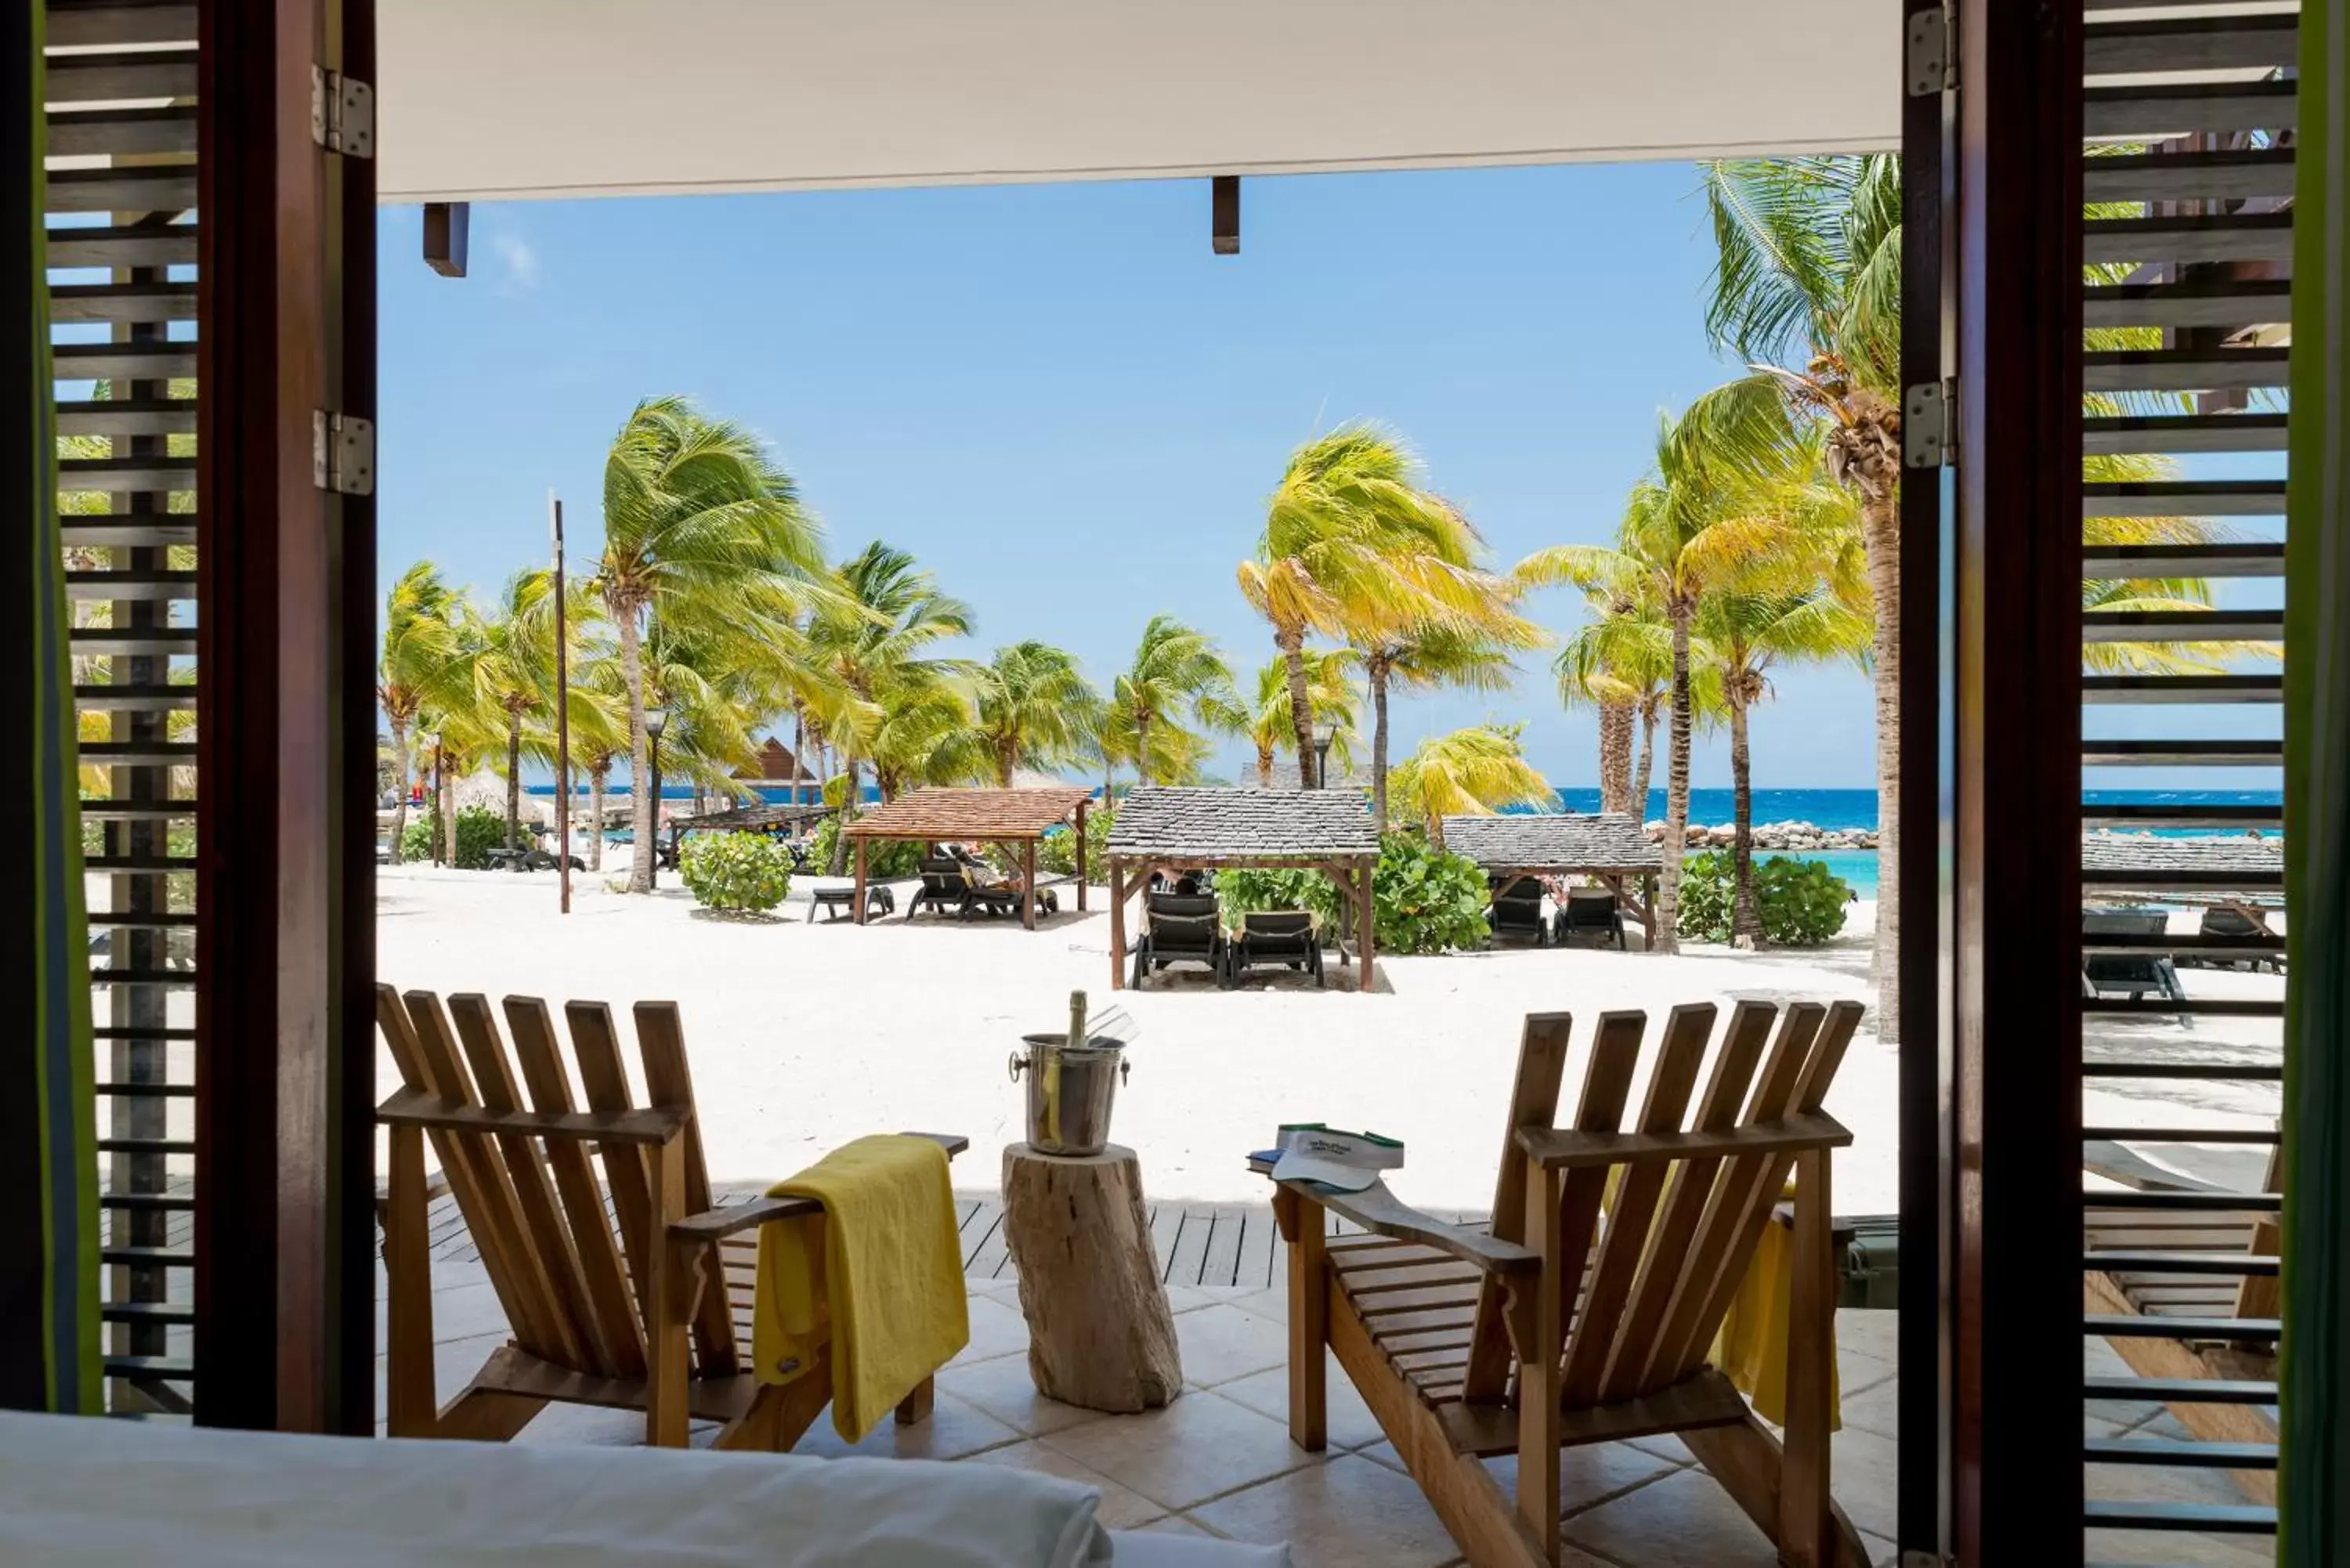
[1462,999,1863,1411]
[377,985,736,1384]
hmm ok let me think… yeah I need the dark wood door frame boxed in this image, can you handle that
[1946,0,2087,1559]
[194,0,377,1435]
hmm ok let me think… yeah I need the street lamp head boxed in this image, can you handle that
[644,706,669,740]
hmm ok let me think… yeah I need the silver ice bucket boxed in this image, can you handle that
[1010,1033,1130,1157]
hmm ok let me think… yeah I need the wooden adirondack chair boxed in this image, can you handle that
[1267,999,1870,1568]
[375,985,966,1450]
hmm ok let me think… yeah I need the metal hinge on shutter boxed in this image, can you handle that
[310,65,375,157]
[1907,5,1956,96]
[1904,378,1957,468]
[313,412,376,496]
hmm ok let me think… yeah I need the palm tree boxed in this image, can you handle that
[806,541,974,869]
[1358,621,1535,828]
[1697,588,1870,945]
[1240,427,1501,788]
[378,562,463,861]
[470,569,568,852]
[1388,725,1556,853]
[1519,381,1808,953]
[968,641,1100,786]
[1111,616,1244,786]
[595,396,825,892]
[1246,651,1360,788]
[1553,579,1674,818]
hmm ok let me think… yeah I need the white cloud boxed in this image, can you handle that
[487,228,540,291]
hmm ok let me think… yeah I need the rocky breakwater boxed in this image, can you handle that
[1641,818,1878,851]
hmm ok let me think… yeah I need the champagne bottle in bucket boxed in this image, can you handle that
[1010,990,1135,1155]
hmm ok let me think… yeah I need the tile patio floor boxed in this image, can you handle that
[384,1248,2274,1568]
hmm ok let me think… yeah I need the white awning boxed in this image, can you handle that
[378,0,1899,204]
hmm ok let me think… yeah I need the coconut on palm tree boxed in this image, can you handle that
[1111,616,1243,786]
[1246,651,1359,788]
[1241,427,1503,789]
[1387,724,1556,853]
[595,396,825,892]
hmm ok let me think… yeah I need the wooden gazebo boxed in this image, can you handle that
[1441,812,1665,951]
[1105,786,1380,990]
[841,786,1094,929]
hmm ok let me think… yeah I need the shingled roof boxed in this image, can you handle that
[673,800,832,833]
[1441,812,1664,873]
[2081,832,2282,880]
[841,786,1092,841]
[1108,786,1377,863]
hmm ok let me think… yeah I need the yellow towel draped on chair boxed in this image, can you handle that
[754,1134,970,1441]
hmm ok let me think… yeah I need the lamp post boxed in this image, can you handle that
[1312,735,1333,792]
[645,705,668,890]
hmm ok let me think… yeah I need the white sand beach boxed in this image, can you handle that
[375,860,2287,1212]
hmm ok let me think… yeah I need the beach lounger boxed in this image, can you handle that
[1264,999,1871,1568]
[2082,908,2189,1007]
[809,883,895,922]
[1485,877,1549,948]
[1553,886,1628,951]
[374,985,967,1451]
[907,857,974,919]
[1132,892,1227,988]
[1227,910,1324,988]
[2183,905,2283,973]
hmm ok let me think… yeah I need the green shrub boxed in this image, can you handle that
[1374,833,1490,954]
[1038,804,1113,880]
[807,814,920,880]
[679,832,794,914]
[1214,865,1340,926]
[1675,851,1852,946]
[426,805,504,870]
[398,818,432,862]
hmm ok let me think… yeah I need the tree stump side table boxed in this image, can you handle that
[1000,1142,1182,1413]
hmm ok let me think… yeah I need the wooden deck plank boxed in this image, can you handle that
[1201,1207,1249,1287]
[1166,1209,1213,1287]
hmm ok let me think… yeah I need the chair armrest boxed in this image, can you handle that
[377,1088,690,1147]
[1516,1111,1852,1170]
[1273,1175,1540,1276]
[666,1131,969,1244]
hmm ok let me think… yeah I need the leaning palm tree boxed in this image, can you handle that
[1697,588,1871,945]
[1246,651,1361,788]
[1700,154,1905,987]
[1519,381,1810,953]
[1112,616,1244,786]
[378,561,464,861]
[806,541,974,869]
[1387,725,1556,853]
[596,396,825,892]
[1241,427,1501,787]
[966,641,1101,787]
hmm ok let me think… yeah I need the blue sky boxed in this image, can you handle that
[377,161,1874,789]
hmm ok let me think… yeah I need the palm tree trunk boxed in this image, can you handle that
[1861,486,1901,1028]
[1597,701,1633,816]
[617,608,653,893]
[1256,748,1274,789]
[1729,687,1761,948]
[505,712,522,851]
[791,701,808,806]
[589,763,606,871]
[1278,630,1318,789]
[439,750,455,868]
[1133,713,1152,787]
[1632,703,1658,825]
[1368,656,1392,829]
[826,760,857,876]
[1654,609,1691,956]
[389,721,410,862]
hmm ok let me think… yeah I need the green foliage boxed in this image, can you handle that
[807,814,920,880]
[1037,805,1113,881]
[1674,851,1852,946]
[679,832,794,914]
[393,806,504,869]
[1371,832,1491,955]
[1214,833,1488,955]
[1214,865,1340,927]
